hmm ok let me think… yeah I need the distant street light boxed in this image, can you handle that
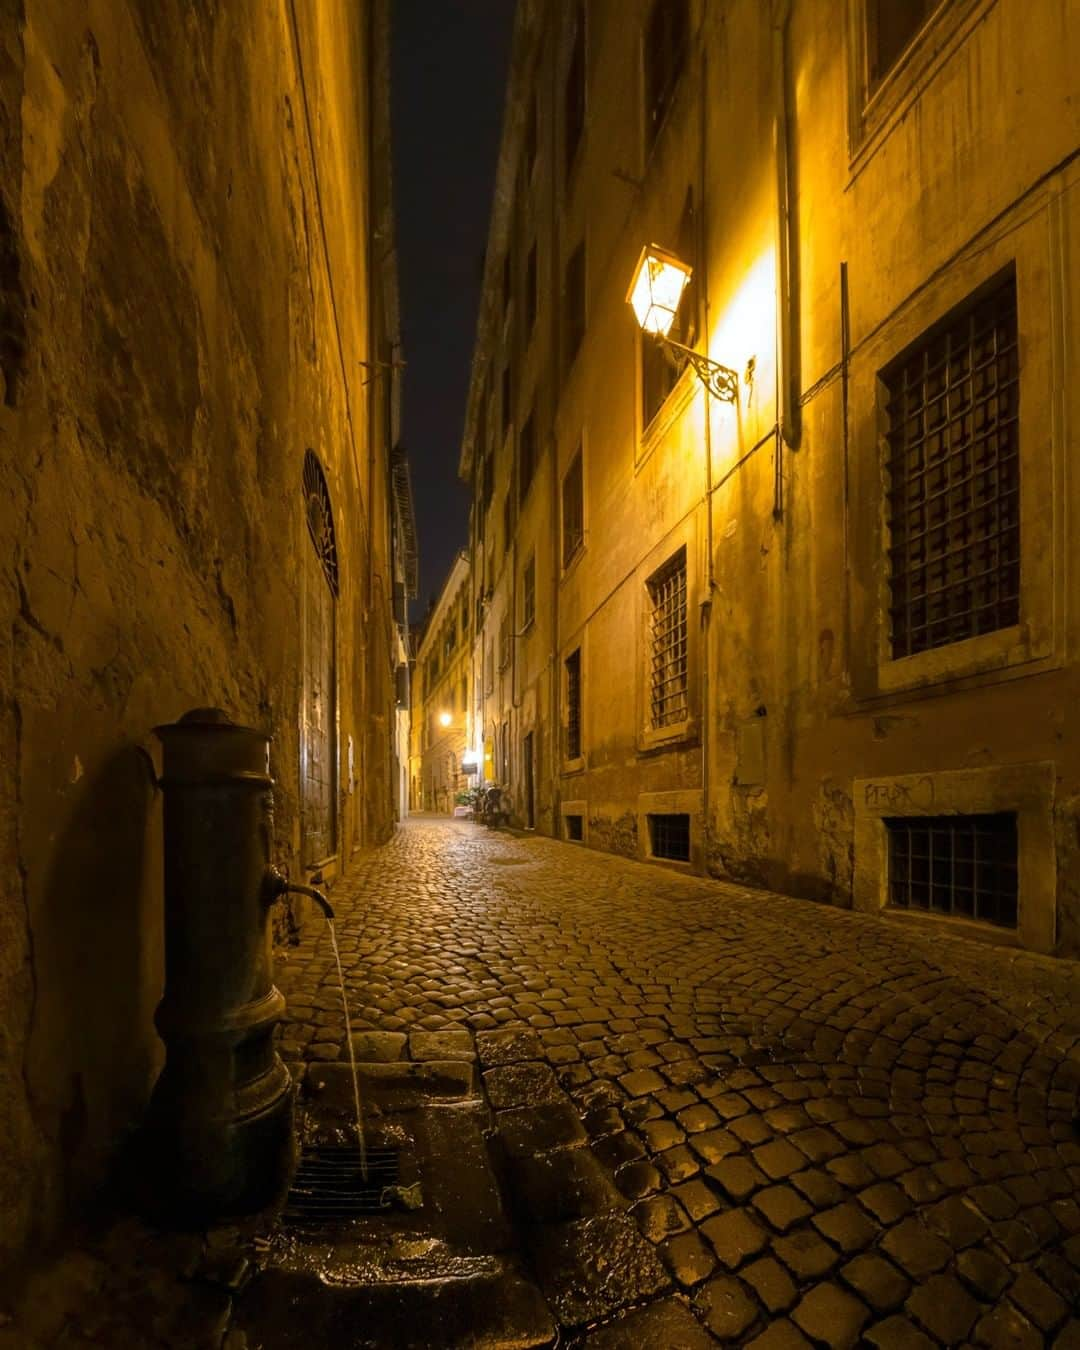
[438,711,452,727]
[627,244,739,403]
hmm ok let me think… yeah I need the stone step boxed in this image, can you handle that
[234,1260,556,1349]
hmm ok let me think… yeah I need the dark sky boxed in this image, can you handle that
[391,0,516,610]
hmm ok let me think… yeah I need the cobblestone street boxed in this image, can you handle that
[276,816,1080,1348]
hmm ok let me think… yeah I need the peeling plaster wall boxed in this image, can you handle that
[0,0,397,1262]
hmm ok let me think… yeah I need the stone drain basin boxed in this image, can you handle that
[230,1056,556,1349]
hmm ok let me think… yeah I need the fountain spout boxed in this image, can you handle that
[264,865,335,920]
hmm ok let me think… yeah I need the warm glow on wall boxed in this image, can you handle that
[709,247,775,379]
[627,244,692,337]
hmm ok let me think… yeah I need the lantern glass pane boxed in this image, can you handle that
[628,248,691,337]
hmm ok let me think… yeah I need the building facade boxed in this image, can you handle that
[410,551,474,813]
[0,0,410,1261]
[460,0,1080,955]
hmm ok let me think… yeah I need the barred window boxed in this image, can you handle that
[565,648,581,759]
[522,555,536,630]
[886,813,1018,929]
[884,273,1020,660]
[648,547,688,729]
[649,813,690,862]
[562,448,584,566]
[485,643,494,695]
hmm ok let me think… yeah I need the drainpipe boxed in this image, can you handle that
[773,0,800,469]
[699,37,714,875]
[548,10,561,839]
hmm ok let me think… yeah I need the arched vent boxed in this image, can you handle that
[303,451,339,597]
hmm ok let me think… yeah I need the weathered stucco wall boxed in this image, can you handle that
[462,0,1079,955]
[0,0,398,1263]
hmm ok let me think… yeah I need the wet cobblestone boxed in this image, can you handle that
[274,816,1080,1346]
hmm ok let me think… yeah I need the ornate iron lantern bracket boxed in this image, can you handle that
[660,336,739,403]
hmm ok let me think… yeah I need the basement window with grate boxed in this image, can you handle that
[565,814,583,842]
[883,271,1020,660]
[647,547,688,729]
[649,813,690,862]
[885,812,1018,929]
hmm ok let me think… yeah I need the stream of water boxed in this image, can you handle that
[326,918,368,1181]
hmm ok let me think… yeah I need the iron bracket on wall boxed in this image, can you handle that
[660,336,739,403]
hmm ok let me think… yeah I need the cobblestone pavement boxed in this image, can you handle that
[274,816,1080,1348]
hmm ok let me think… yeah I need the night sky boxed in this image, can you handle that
[391,0,516,611]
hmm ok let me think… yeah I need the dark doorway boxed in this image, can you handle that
[523,731,535,830]
[301,452,339,867]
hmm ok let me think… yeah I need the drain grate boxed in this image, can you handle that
[281,1146,400,1225]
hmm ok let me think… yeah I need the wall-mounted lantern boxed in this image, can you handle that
[438,710,452,727]
[626,244,739,403]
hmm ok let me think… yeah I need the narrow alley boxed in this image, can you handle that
[3,1,1080,1346]
[262,817,1080,1347]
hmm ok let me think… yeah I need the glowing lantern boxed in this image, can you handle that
[626,244,692,338]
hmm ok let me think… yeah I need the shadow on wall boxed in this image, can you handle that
[24,744,164,1231]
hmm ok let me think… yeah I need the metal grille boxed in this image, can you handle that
[565,814,583,842]
[281,1146,400,1227]
[648,549,688,728]
[884,275,1019,659]
[885,813,1018,928]
[649,813,690,862]
[565,649,581,759]
[303,451,339,597]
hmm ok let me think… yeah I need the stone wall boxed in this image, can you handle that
[0,0,398,1263]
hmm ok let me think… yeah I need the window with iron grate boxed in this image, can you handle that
[303,450,339,597]
[649,813,690,862]
[648,547,688,729]
[885,813,1018,929]
[883,272,1020,660]
[565,648,581,760]
[565,814,583,842]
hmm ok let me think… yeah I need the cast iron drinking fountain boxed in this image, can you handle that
[142,707,337,1224]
